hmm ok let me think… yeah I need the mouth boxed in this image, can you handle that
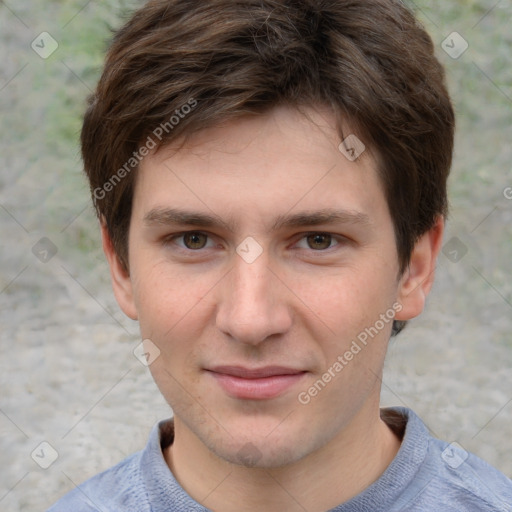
[206,366,307,400]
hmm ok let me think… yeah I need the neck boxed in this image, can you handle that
[164,404,402,512]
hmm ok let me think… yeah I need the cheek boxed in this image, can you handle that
[133,264,213,404]
[130,260,237,404]
[131,259,212,343]
[289,262,396,337]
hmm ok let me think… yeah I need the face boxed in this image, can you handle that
[106,105,440,468]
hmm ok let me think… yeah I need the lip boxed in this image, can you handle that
[206,366,307,400]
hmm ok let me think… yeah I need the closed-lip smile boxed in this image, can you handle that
[206,365,307,400]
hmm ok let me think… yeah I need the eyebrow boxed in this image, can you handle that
[143,207,371,232]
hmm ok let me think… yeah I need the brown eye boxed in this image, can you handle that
[306,233,332,250]
[183,232,208,250]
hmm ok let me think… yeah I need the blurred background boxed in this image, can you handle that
[0,0,511,509]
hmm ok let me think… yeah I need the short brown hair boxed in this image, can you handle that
[81,0,455,333]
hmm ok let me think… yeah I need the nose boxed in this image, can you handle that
[215,251,292,346]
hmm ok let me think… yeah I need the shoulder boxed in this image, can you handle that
[424,436,512,511]
[391,407,512,511]
[47,450,148,512]
[47,419,177,512]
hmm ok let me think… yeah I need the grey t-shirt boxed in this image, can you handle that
[48,407,512,511]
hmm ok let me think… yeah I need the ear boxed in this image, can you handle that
[100,220,138,320]
[395,216,444,321]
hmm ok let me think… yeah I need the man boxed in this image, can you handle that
[49,0,512,510]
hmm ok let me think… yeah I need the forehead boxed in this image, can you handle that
[132,105,389,228]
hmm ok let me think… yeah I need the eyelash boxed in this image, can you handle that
[163,231,346,254]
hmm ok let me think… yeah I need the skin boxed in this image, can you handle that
[102,105,444,512]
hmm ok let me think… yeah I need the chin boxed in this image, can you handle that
[220,441,303,469]
[204,426,319,470]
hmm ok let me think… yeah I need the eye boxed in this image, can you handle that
[296,233,340,251]
[167,231,214,251]
[183,232,208,249]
